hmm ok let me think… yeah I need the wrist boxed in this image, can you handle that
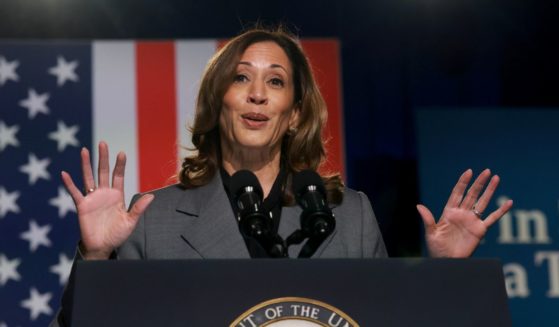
[78,241,112,260]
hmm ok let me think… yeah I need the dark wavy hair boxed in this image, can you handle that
[179,27,344,205]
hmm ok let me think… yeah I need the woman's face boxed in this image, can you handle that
[220,41,299,154]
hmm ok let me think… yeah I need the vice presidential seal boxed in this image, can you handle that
[230,297,359,327]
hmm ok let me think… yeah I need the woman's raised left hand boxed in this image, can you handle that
[417,169,513,258]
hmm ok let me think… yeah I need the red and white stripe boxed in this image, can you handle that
[92,39,344,202]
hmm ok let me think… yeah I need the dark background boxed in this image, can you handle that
[2,0,558,256]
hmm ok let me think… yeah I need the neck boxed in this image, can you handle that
[221,144,281,198]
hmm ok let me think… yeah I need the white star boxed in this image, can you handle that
[20,287,53,320]
[18,89,50,119]
[19,153,51,185]
[0,186,20,218]
[0,254,21,286]
[0,121,20,151]
[48,121,79,152]
[48,56,79,87]
[0,56,19,86]
[49,253,73,285]
[20,220,52,252]
[49,187,76,218]
[0,322,7,327]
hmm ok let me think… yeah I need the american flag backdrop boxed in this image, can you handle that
[0,39,344,326]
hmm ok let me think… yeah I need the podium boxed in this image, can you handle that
[69,258,511,326]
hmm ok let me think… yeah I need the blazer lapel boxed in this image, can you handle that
[175,174,250,259]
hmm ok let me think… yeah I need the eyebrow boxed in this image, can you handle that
[238,61,289,75]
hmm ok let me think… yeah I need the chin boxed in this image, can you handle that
[236,136,277,151]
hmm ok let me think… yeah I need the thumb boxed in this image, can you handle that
[128,194,155,222]
[416,204,436,231]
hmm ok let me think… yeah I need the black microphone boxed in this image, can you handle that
[230,170,273,240]
[293,169,336,240]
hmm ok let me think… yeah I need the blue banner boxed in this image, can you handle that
[416,108,559,326]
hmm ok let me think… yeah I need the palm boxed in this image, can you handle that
[76,188,132,253]
[61,142,154,259]
[425,207,487,257]
[417,169,513,258]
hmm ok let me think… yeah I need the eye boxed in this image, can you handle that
[269,77,284,88]
[234,74,249,83]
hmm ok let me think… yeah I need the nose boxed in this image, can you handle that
[248,80,268,105]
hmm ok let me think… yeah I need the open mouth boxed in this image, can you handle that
[241,112,270,122]
[241,112,269,129]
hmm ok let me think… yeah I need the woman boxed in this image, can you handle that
[51,26,513,327]
[61,28,511,270]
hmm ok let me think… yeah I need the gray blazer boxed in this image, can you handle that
[118,173,387,259]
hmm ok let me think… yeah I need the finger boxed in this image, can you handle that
[112,151,127,191]
[98,141,110,188]
[472,175,500,213]
[127,194,155,222]
[61,171,84,205]
[80,147,95,192]
[445,169,473,208]
[460,169,491,210]
[417,204,436,232]
[483,199,513,227]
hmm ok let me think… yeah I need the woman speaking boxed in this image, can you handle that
[52,27,513,326]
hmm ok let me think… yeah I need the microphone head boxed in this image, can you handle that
[293,169,326,197]
[293,169,335,241]
[230,170,263,199]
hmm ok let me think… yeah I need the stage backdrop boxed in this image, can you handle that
[0,39,344,326]
[416,108,559,327]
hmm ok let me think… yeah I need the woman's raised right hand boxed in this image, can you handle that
[61,141,154,260]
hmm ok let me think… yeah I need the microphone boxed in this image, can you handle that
[230,170,273,240]
[230,170,285,257]
[293,169,336,240]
